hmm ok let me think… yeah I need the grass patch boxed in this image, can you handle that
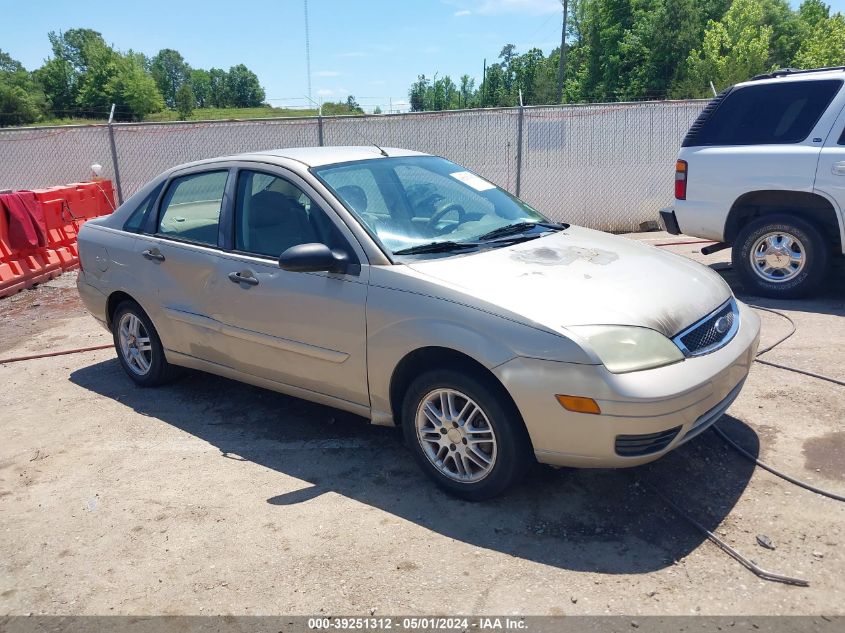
[145,106,318,122]
[19,106,320,127]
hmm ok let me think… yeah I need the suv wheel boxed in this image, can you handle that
[402,369,531,501]
[733,214,829,299]
[112,300,178,387]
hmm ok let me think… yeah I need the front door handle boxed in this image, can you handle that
[228,271,259,286]
[832,161,845,175]
[142,248,165,262]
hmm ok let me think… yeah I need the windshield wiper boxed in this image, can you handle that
[393,241,480,255]
[477,221,567,242]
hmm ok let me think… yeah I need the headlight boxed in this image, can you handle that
[567,325,684,374]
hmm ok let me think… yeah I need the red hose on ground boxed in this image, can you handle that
[0,343,113,364]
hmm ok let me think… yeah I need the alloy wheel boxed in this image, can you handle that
[117,312,153,376]
[415,388,498,483]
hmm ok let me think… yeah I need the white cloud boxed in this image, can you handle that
[315,70,340,77]
[476,0,560,15]
[336,51,369,58]
[316,89,334,96]
[454,9,471,16]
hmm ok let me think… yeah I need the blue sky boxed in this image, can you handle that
[3,0,844,113]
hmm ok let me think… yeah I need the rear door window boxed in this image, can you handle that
[157,170,228,246]
[691,80,842,146]
[123,183,163,233]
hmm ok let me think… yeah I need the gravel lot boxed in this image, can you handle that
[0,233,843,616]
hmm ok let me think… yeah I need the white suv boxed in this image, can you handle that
[662,67,845,298]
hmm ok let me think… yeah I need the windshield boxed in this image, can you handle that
[311,156,550,256]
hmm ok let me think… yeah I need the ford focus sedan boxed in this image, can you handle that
[77,146,760,500]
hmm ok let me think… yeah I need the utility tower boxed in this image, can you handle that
[304,0,313,103]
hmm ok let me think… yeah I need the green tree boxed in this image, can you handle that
[36,29,108,114]
[681,0,773,96]
[107,53,164,120]
[458,74,475,108]
[793,7,845,67]
[150,48,190,108]
[0,50,47,126]
[175,81,195,119]
[409,75,429,111]
[345,94,360,111]
[208,67,229,107]
[226,64,264,107]
[190,69,211,108]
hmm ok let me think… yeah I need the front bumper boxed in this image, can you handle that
[493,301,761,468]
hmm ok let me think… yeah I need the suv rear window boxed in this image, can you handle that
[683,80,842,147]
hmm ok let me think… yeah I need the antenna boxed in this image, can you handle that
[373,144,389,157]
[304,0,312,103]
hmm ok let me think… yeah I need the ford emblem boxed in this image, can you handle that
[714,315,731,335]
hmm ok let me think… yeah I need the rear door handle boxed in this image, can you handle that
[228,271,259,286]
[142,248,165,262]
[832,161,845,175]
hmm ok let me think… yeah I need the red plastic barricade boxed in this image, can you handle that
[0,179,115,298]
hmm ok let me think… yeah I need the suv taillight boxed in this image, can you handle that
[675,160,688,200]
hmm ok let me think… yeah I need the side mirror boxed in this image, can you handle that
[278,243,350,274]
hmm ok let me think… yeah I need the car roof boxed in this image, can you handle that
[204,146,430,168]
[738,67,845,88]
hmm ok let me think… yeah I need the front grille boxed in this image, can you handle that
[615,427,682,457]
[673,299,738,357]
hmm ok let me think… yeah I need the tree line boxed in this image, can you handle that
[408,0,845,111]
[0,28,267,126]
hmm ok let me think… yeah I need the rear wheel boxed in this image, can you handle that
[402,369,531,500]
[112,300,178,387]
[733,214,829,299]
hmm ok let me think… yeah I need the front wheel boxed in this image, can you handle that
[402,369,532,500]
[733,214,829,299]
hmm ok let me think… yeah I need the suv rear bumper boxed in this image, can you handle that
[660,208,681,235]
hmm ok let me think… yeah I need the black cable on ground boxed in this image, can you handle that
[748,304,797,355]
[754,357,845,387]
[639,478,810,587]
[712,425,845,503]
[711,303,845,503]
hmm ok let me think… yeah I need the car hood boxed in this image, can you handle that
[404,226,732,337]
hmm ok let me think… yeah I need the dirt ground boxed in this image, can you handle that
[0,232,843,617]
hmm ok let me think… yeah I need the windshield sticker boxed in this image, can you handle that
[450,171,496,191]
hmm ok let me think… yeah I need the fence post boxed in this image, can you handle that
[107,104,124,205]
[515,92,524,197]
[317,115,324,147]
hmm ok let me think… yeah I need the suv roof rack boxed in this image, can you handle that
[751,66,845,81]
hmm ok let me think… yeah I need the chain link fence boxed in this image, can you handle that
[0,100,706,232]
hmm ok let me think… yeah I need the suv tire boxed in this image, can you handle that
[733,214,829,299]
[401,369,532,501]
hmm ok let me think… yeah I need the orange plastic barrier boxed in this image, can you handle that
[0,179,115,298]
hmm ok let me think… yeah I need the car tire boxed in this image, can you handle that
[401,368,532,501]
[733,214,829,299]
[112,300,178,387]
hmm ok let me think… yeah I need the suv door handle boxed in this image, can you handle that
[142,248,165,262]
[832,161,845,175]
[228,271,259,286]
